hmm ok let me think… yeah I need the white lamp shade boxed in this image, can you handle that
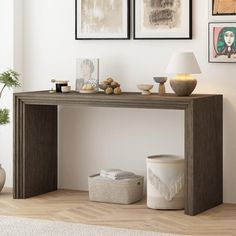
[166,52,201,74]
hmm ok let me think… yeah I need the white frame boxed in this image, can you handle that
[209,0,236,21]
[134,0,192,39]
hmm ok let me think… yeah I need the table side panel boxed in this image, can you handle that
[24,104,58,198]
[185,96,223,215]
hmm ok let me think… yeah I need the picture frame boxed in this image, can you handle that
[208,22,236,63]
[76,58,99,90]
[209,0,236,21]
[134,0,192,40]
[75,0,130,40]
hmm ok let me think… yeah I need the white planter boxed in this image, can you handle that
[0,164,6,192]
[147,155,184,210]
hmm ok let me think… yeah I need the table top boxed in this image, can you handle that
[14,90,222,110]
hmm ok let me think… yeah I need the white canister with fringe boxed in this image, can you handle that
[147,155,184,210]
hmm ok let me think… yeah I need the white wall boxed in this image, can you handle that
[0,0,23,187]
[2,0,234,203]
[14,0,24,82]
[0,0,14,187]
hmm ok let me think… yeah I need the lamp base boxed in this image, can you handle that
[170,78,197,96]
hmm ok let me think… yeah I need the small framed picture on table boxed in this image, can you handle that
[76,58,99,91]
[208,22,236,63]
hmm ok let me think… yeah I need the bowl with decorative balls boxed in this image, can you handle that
[99,77,122,95]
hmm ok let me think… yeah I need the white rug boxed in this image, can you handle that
[0,216,182,236]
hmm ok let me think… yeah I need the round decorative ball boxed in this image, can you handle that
[114,87,122,95]
[105,87,114,95]
[106,77,113,84]
[111,81,120,89]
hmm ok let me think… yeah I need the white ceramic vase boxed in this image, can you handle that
[0,164,6,192]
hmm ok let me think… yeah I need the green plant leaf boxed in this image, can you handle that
[0,69,20,88]
[0,109,10,125]
[0,69,20,125]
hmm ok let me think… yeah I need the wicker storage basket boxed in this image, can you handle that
[88,174,144,204]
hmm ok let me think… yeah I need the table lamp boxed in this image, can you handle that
[166,52,201,96]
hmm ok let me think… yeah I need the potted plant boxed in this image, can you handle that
[0,69,20,192]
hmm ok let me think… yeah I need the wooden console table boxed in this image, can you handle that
[13,91,223,216]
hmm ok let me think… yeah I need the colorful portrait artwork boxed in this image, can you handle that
[209,23,236,63]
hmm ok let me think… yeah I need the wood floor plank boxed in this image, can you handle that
[0,188,235,235]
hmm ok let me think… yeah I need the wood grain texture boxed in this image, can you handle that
[13,91,223,216]
[13,96,24,199]
[14,91,215,109]
[1,189,235,236]
[185,96,223,215]
[14,96,58,199]
[24,105,57,198]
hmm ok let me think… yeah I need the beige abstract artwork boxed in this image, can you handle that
[213,0,236,14]
[142,0,181,30]
[81,0,123,33]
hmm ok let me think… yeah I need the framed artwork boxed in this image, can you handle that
[75,0,130,40]
[76,58,99,90]
[134,0,192,40]
[209,0,236,21]
[208,22,236,63]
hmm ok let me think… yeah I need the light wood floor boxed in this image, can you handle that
[0,188,235,236]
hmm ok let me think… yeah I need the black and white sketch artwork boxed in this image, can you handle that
[76,58,99,91]
[134,0,192,39]
[144,0,181,29]
[75,0,130,39]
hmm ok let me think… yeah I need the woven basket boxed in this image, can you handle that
[88,174,144,204]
